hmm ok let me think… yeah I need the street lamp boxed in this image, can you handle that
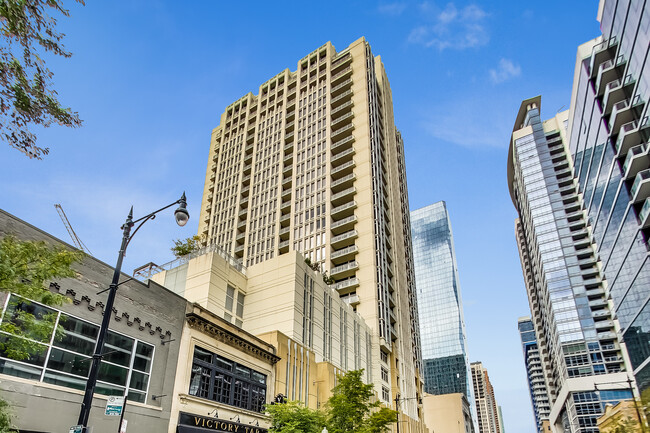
[77,192,189,430]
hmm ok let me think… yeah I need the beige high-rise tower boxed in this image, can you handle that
[198,37,423,428]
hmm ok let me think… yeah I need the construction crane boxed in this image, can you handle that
[54,204,92,255]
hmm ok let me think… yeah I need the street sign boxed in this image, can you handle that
[69,426,83,433]
[119,419,128,433]
[105,396,125,416]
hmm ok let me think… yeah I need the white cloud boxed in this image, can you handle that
[378,2,407,15]
[407,3,489,50]
[489,58,521,84]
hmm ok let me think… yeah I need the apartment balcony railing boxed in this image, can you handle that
[341,293,360,307]
[331,229,358,246]
[331,90,353,107]
[331,173,356,192]
[331,123,354,140]
[331,66,352,83]
[330,261,359,278]
[609,99,634,135]
[589,36,617,78]
[332,147,355,166]
[331,215,357,234]
[331,245,358,263]
[331,160,355,178]
[331,135,355,152]
[331,78,353,96]
[331,101,353,117]
[631,169,650,202]
[332,277,360,293]
[331,200,357,218]
[623,143,648,179]
[640,198,650,229]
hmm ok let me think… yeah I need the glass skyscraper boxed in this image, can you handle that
[411,202,475,420]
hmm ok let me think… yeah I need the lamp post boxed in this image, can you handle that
[76,193,189,430]
[394,394,423,433]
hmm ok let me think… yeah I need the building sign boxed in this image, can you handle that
[178,412,267,433]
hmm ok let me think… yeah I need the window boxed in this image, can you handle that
[382,386,390,402]
[188,346,267,412]
[0,294,154,403]
[381,366,389,382]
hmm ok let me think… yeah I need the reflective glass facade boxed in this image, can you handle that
[411,202,474,412]
[508,99,629,433]
[568,0,650,392]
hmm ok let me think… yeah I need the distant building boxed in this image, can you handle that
[518,316,551,433]
[422,393,473,433]
[471,362,500,433]
[411,201,475,433]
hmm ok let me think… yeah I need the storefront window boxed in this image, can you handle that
[0,294,155,403]
[188,345,267,412]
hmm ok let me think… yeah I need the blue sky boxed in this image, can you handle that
[0,2,603,432]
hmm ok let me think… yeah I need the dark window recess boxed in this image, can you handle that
[188,346,267,412]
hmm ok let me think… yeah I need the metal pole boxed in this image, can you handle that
[629,378,646,433]
[117,395,128,433]
[395,395,400,433]
[77,209,133,428]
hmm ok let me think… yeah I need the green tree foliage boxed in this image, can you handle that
[0,235,83,360]
[326,369,397,433]
[0,0,84,159]
[265,400,325,433]
[0,396,17,433]
[170,235,203,258]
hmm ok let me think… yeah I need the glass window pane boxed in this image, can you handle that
[215,355,232,371]
[103,331,133,367]
[128,390,146,403]
[194,346,212,363]
[95,381,125,397]
[0,334,47,366]
[43,370,87,390]
[129,370,149,391]
[2,296,57,343]
[133,342,153,373]
[55,315,98,355]
[98,361,128,386]
[47,348,91,377]
[235,364,251,378]
[0,359,42,380]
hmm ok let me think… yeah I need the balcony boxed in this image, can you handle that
[331,66,352,84]
[331,101,353,117]
[285,131,295,143]
[246,134,254,144]
[331,78,353,96]
[331,229,358,247]
[239,197,249,208]
[594,319,615,330]
[241,185,250,196]
[631,169,650,203]
[243,163,251,174]
[331,215,357,235]
[332,147,355,166]
[280,200,291,212]
[285,120,295,132]
[283,164,293,177]
[332,277,360,294]
[331,200,357,218]
[278,240,290,253]
[640,198,650,228]
[331,90,353,107]
[609,100,634,135]
[331,123,354,140]
[623,143,648,179]
[589,299,608,308]
[282,187,291,200]
[589,37,617,79]
[595,56,625,96]
[284,141,294,153]
[242,174,251,185]
[236,232,245,243]
[234,244,244,255]
[331,160,355,178]
[286,110,295,121]
[280,213,291,227]
[341,293,360,307]
[330,261,359,279]
[331,135,355,152]
[282,175,292,187]
[332,52,351,68]
[279,226,290,239]
[597,331,617,340]
[618,118,650,157]
[238,208,248,218]
[284,153,293,165]
[331,245,358,264]
[331,173,356,192]
[331,111,354,128]
[331,186,356,206]
[237,220,247,230]
[602,76,635,115]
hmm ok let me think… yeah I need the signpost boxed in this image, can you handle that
[69,426,83,433]
[105,396,125,416]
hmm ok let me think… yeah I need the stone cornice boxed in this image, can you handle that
[186,313,280,365]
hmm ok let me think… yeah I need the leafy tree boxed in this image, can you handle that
[0,235,83,360]
[170,235,203,258]
[0,0,84,159]
[326,369,397,433]
[265,400,325,433]
[0,396,17,433]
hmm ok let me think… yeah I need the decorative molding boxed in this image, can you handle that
[52,282,173,343]
[186,313,280,365]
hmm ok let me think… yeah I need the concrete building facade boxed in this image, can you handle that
[471,362,500,433]
[196,37,423,426]
[422,392,473,433]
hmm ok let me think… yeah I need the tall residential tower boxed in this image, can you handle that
[411,201,475,433]
[508,99,634,433]
[471,362,501,433]
[197,38,423,425]
[518,316,551,433]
